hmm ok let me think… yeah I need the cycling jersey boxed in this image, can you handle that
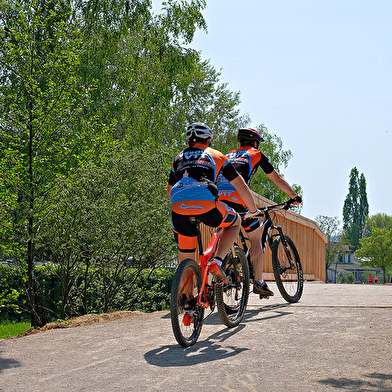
[218,146,274,232]
[218,146,273,206]
[169,142,240,253]
[169,143,238,187]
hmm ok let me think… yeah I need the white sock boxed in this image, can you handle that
[256,279,265,285]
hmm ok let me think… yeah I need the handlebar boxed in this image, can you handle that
[240,196,302,219]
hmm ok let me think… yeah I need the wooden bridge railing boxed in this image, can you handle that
[200,192,327,282]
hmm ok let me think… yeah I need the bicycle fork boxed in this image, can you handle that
[273,226,296,272]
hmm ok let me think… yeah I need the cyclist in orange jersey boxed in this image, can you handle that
[167,123,258,283]
[218,128,301,297]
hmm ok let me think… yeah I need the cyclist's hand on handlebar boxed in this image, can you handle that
[284,196,302,209]
[243,209,262,220]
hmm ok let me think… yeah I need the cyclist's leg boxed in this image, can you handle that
[243,219,274,297]
[171,211,197,264]
[246,227,263,280]
[215,219,241,260]
[213,201,241,260]
[171,212,199,299]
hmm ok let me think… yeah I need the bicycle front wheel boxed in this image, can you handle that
[271,234,303,303]
[170,259,205,347]
[216,245,249,328]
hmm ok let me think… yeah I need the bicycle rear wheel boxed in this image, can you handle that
[170,259,205,347]
[216,245,249,328]
[271,234,303,303]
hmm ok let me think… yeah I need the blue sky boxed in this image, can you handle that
[155,1,392,223]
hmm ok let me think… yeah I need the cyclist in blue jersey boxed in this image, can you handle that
[218,128,301,297]
[168,123,258,283]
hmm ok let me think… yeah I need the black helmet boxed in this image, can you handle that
[237,128,264,143]
[186,122,213,141]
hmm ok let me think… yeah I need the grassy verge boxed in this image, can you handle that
[0,320,31,339]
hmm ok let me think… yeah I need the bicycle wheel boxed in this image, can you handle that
[271,234,303,303]
[170,259,205,347]
[216,245,249,328]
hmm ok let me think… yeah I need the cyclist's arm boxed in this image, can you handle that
[266,170,300,205]
[230,175,258,212]
[167,184,172,199]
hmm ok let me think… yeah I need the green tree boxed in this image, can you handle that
[356,228,392,284]
[363,213,392,238]
[76,0,207,147]
[316,215,348,282]
[342,167,369,250]
[0,0,106,326]
[37,144,174,318]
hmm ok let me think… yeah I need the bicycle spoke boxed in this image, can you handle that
[170,259,205,347]
[216,246,249,327]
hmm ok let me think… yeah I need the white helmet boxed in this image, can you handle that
[186,122,213,141]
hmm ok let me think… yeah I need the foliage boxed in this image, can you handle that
[363,213,392,238]
[36,143,175,317]
[0,264,25,321]
[316,215,349,276]
[356,228,392,284]
[0,0,109,326]
[242,125,302,203]
[0,263,175,322]
[342,167,369,250]
[76,0,208,148]
[340,273,355,284]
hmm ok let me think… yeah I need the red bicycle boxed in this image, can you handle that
[170,217,249,347]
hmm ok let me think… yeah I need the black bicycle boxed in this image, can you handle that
[239,198,303,303]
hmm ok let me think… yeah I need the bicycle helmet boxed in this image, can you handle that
[186,122,213,142]
[237,128,264,143]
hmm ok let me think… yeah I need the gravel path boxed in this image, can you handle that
[1,283,392,392]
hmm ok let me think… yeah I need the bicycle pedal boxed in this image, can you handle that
[259,294,269,300]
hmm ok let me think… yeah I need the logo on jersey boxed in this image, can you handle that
[219,190,234,197]
[179,203,204,211]
[184,150,203,159]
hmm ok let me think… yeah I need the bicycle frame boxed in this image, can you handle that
[189,218,223,309]
[239,203,296,277]
[260,208,285,252]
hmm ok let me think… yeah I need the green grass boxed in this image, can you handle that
[0,320,31,339]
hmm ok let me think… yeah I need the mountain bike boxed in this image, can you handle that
[170,217,249,347]
[239,198,303,303]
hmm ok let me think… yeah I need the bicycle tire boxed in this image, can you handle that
[271,234,303,303]
[170,259,205,347]
[216,245,249,328]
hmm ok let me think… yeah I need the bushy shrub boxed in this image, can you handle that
[0,264,175,322]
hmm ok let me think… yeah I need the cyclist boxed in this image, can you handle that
[167,122,259,283]
[218,128,301,297]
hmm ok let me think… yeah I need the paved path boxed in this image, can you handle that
[1,283,392,392]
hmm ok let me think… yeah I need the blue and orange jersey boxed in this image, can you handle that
[218,146,274,207]
[168,142,239,211]
[168,142,238,186]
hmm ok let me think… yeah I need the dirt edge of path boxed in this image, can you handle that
[5,310,145,340]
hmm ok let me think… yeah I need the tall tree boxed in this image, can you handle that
[342,167,369,250]
[76,0,207,147]
[0,0,106,326]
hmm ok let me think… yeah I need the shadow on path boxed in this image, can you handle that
[318,373,392,391]
[0,350,21,373]
[149,303,293,367]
